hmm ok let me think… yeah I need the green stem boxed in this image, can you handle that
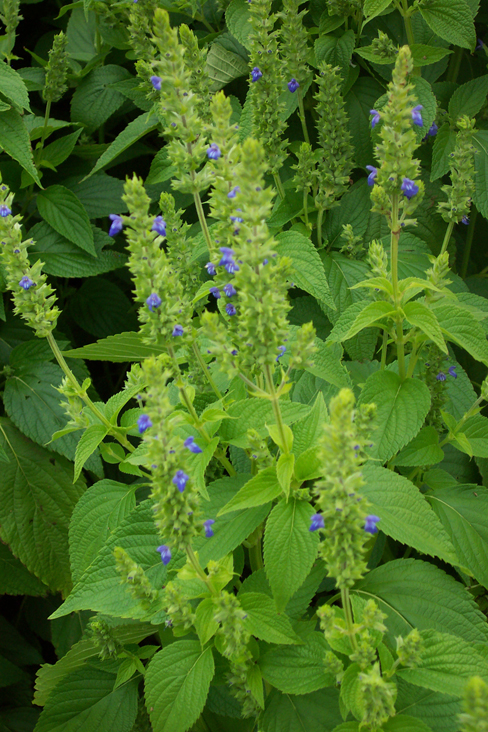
[36,100,52,165]
[341,587,358,652]
[447,46,463,84]
[380,329,388,370]
[249,537,263,572]
[303,189,309,228]
[264,364,288,454]
[297,87,310,145]
[273,172,286,201]
[405,338,421,379]
[439,395,484,448]
[192,342,222,399]
[193,191,213,252]
[390,195,406,380]
[440,220,455,256]
[460,208,477,279]
[317,208,324,248]
[186,545,218,596]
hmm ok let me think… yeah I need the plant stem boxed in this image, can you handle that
[341,587,358,652]
[264,364,288,454]
[440,220,455,256]
[192,341,222,399]
[380,329,388,369]
[317,207,324,248]
[297,87,310,145]
[303,189,309,228]
[249,536,263,572]
[36,100,52,165]
[273,172,286,201]
[186,545,218,596]
[447,46,463,84]
[193,191,213,252]
[460,208,477,279]
[390,195,406,379]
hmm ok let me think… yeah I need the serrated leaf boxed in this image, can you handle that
[340,663,362,720]
[315,31,356,80]
[239,592,301,645]
[382,716,437,732]
[225,0,252,49]
[260,688,342,732]
[0,543,48,597]
[275,231,335,309]
[0,419,85,594]
[362,464,459,566]
[363,0,392,20]
[473,130,488,220]
[410,44,452,67]
[264,499,319,611]
[448,75,488,121]
[69,277,136,338]
[419,0,476,50]
[358,371,431,462]
[73,424,107,482]
[393,426,444,467]
[306,340,352,390]
[277,453,294,498]
[403,301,447,352]
[219,399,310,448]
[0,108,41,186]
[395,680,461,732]
[61,332,166,362]
[71,65,131,131]
[292,393,328,457]
[145,642,214,732]
[206,43,248,90]
[0,61,31,111]
[41,129,83,169]
[37,185,95,256]
[194,598,219,645]
[218,466,281,515]
[431,300,488,363]
[430,123,456,181]
[345,78,384,169]
[452,415,488,458]
[87,112,158,178]
[260,633,334,694]
[328,300,396,343]
[69,479,136,584]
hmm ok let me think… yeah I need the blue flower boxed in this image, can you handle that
[152,216,166,236]
[223,283,236,297]
[225,260,240,274]
[218,247,235,265]
[401,178,419,200]
[209,286,221,299]
[425,122,438,139]
[146,293,162,311]
[184,436,203,454]
[309,513,324,532]
[0,204,11,217]
[276,345,286,362]
[207,143,221,160]
[448,366,457,379]
[436,371,446,381]
[462,216,469,225]
[364,515,380,534]
[150,75,162,91]
[227,186,240,199]
[204,519,215,538]
[366,165,378,186]
[411,105,423,127]
[205,261,216,276]
[172,325,184,337]
[137,414,153,434]
[476,38,484,51]
[19,276,35,290]
[172,470,189,492]
[226,303,236,316]
[230,215,243,224]
[156,545,171,565]
[231,349,238,356]
[370,109,381,128]
[251,67,263,82]
[108,214,123,236]
[287,78,299,93]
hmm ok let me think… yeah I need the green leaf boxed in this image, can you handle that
[61,332,166,362]
[431,300,488,363]
[34,665,138,732]
[275,231,335,309]
[145,148,177,186]
[194,598,219,645]
[426,485,488,589]
[219,399,310,448]
[260,633,335,694]
[403,301,447,353]
[419,0,476,50]
[452,416,488,458]
[145,642,214,732]
[0,419,85,594]
[358,371,431,462]
[206,43,249,90]
[277,453,295,498]
[382,716,436,732]
[314,31,356,81]
[392,426,444,467]
[292,393,328,457]
[264,499,319,611]
[66,7,97,61]
[340,663,362,720]
[0,61,31,111]
[73,424,107,482]
[63,173,126,218]
[69,479,135,584]
[239,592,301,645]
[306,340,352,390]
[362,464,459,566]
[50,501,166,621]
[0,108,41,186]
[345,78,384,169]
[218,466,282,515]
[473,131,488,220]
[41,129,83,169]
[260,688,342,732]
[354,558,488,647]
[448,75,488,122]
[395,679,461,732]
[0,542,48,596]
[410,44,452,67]
[363,0,392,20]
[431,123,456,180]
[226,0,253,49]
[397,629,488,696]
[37,185,95,256]
[328,300,396,343]
[411,77,437,144]
[69,277,136,338]
[71,65,132,131]
[87,112,158,178]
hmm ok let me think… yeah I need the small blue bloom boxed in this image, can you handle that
[0,204,11,217]
[426,122,438,138]
[462,216,469,225]
[227,186,240,199]
[226,303,236,316]
[205,261,216,276]
[172,324,184,337]
[151,215,166,236]
[476,38,484,51]
[184,436,203,454]
[225,260,240,274]
[19,276,35,290]
[287,78,299,93]
[150,75,162,91]
[231,349,238,356]
[204,519,215,538]
[219,247,235,265]
[230,215,243,224]
[309,513,325,532]
[366,165,378,186]
[137,414,153,434]
[209,286,221,299]
[156,545,171,565]
[276,345,286,362]
[173,470,189,492]
[436,371,446,382]
[401,178,419,200]
[364,515,380,534]
[108,214,123,237]
[262,259,268,265]
[411,105,423,127]
[251,67,263,82]
[370,109,381,128]
[146,293,162,311]
[223,283,236,297]
[448,366,457,379]
[207,143,221,160]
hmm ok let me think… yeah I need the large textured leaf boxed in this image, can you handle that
[260,688,342,732]
[448,75,488,122]
[0,419,85,594]
[0,108,41,186]
[37,185,95,256]
[431,300,488,363]
[225,0,253,49]
[419,0,476,50]
[473,131,488,219]
[0,61,31,110]
[430,123,456,181]
[264,499,319,611]
[87,112,159,178]
[275,231,334,309]
[328,300,396,343]
[68,277,136,338]
[260,633,335,694]
[206,43,248,90]
[362,465,459,566]
[70,65,131,131]
[392,426,444,467]
[145,642,214,732]
[306,340,352,389]
[0,543,48,597]
[239,593,301,645]
[395,679,461,732]
[315,30,356,80]
[34,665,138,732]
[358,371,431,462]
[353,558,488,647]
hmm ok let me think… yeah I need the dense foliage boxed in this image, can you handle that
[1,0,488,730]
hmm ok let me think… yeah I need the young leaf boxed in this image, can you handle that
[328,300,396,343]
[37,185,95,256]
[239,592,301,645]
[145,641,214,732]
[402,301,447,353]
[87,112,159,178]
[260,632,335,694]
[275,231,335,310]
[277,453,295,498]
[217,466,282,515]
[292,392,328,457]
[61,332,167,362]
[73,424,108,482]
[194,598,219,646]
